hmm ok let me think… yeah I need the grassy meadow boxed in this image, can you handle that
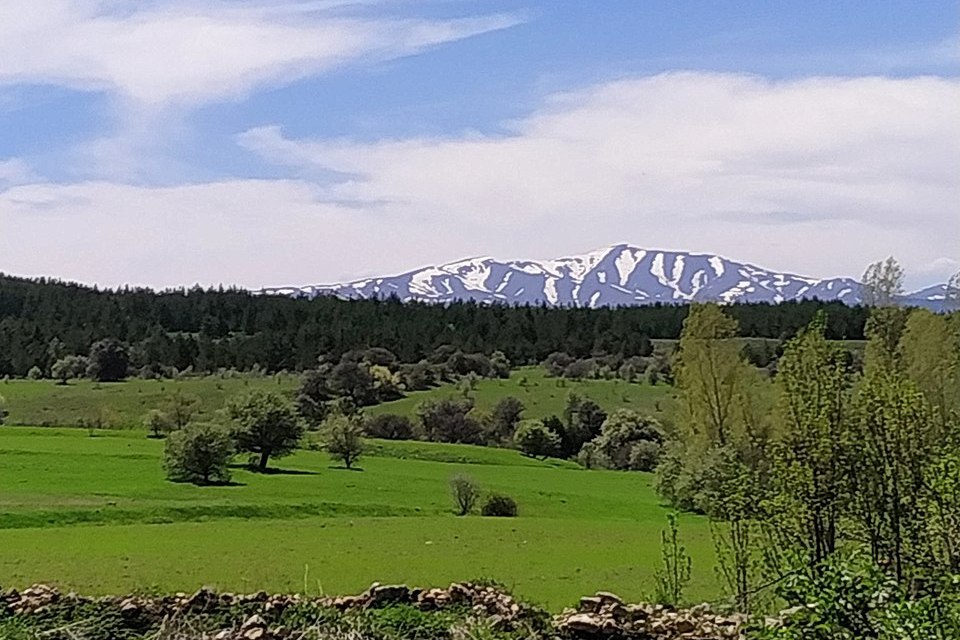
[0,367,676,428]
[0,424,715,609]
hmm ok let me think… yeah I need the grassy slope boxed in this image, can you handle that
[0,375,300,428]
[368,367,676,422]
[0,367,676,428]
[0,427,714,609]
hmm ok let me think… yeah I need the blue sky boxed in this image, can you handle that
[1,0,958,289]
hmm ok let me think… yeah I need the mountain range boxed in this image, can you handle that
[260,245,952,310]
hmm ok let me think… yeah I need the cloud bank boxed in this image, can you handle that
[2,72,958,290]
[0,1,519,107]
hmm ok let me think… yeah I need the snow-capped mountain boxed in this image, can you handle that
[261,245,949,309]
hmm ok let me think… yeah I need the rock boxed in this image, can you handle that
[578,596,603,613]
[365,584,411,608]
[563,613,605,634]
[594,591,623,606]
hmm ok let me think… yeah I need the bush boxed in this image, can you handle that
[143,409,174,439]
[514,420,560,459]
[450,474,481,515]
[364,413,415,440]
[26,366,43,380]
[416,397,484,444]
[322,414,365,469]
[481,494,518,517]
[0,394,7,425]
[629,440,663,472]
[51,355,89,385]
[163,423,233,485]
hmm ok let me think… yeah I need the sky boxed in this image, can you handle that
[1,0,958,291]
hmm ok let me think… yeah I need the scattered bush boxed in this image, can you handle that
[322,414,365,469]
[163,423,233,485]
[143,409,174,439]
[363,413,415,440]
[26,366,43,380]
[481,493,518,517]
[450,474,481,515]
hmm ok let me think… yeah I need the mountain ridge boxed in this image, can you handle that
[260,244,951,310]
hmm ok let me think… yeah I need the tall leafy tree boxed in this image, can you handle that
[772,313,853,566]
[228,391,304,472]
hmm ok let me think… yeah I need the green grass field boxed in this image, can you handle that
[0,426,715,609]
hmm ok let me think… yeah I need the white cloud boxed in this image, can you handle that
[2,72,959,290]
[0,1,519,106]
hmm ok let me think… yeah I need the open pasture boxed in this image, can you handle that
[0,426,714,609]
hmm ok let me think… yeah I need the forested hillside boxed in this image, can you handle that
[0,273,869,376]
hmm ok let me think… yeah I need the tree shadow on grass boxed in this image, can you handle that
[230,463,319,476]
[328,465,364,472]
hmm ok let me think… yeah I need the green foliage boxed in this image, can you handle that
[87,338,131,382]
[322,414,365,469]
[752,554,960,640]
[142,409,174,439]
[51,354,89,384]
[488,396,525,444]
[364,413,415,440]
[585,409,663,471]
[228,390,304,471]
[416,397,484,444]
[163,422,233,485]
[26,365,43,380]
[481,493,518,517]
[449,473,482,515]
[653,513,692,606]
[513,420,560,459]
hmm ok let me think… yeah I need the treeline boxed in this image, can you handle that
[0,273,870,377]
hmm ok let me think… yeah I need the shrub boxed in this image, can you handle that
[416,397,484,444]
[481,494,518,517]
[27,366,43,380]
[629,440,663,472]
[0,394,7,425]
[143,409,174,439]
[487,396,524,444]
[51,355,89,385]
[364,413,415,440]
[514,421,560,459]
[322,414,365,469]
[163,423,233,485]
[588,409,664,471]
[450,474,481,515]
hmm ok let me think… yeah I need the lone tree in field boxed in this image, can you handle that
[322,414,364,469]
[228,390,304,472]
[164,423,233,485]
[86,338,131,382]
[449,474,481,515]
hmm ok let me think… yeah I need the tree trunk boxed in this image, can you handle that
[258,450,270,472]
